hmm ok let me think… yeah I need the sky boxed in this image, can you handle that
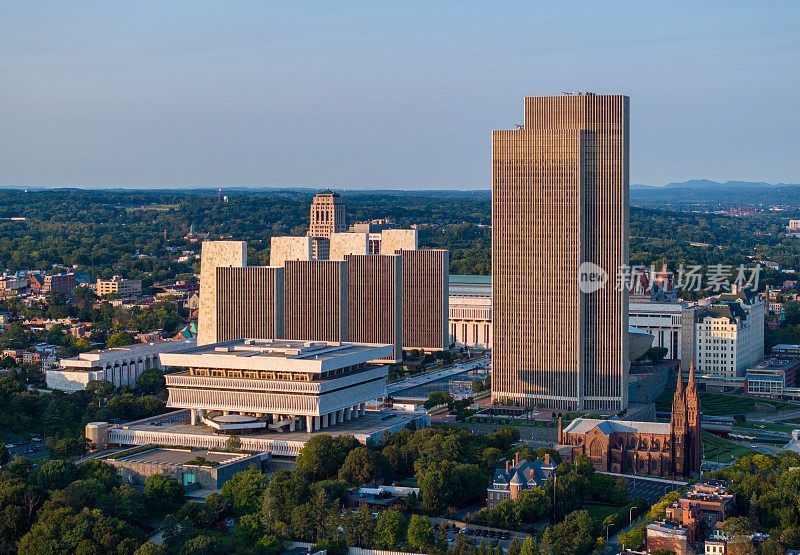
[1,1,798,190]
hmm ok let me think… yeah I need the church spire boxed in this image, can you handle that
[686,359,697,396]
[673,364,685,402]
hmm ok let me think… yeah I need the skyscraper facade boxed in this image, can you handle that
[284,260,348,342]
[216,266,284,342]
[401,249,449,351]
[492,94,629,411]
[346,254,402,360]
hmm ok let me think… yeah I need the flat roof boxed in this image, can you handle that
[160,339,393,373]
[118,408,422,445]
[61,338,196,364]
[115,448,244,466]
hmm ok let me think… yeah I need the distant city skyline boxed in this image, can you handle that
[1,2,798,189]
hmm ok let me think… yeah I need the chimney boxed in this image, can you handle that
[505,461,510,473]
[515,453,519,465]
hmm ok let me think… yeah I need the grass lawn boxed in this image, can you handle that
[736,422,797,433]
[655,390,793,416]
[584,503,622,522]
[702,432,754,463]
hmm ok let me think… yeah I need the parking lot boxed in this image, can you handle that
[623,475,684,504]
[432,519,531,548]
[3,437,48,460]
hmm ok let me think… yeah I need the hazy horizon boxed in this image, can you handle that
[2,2,798,190]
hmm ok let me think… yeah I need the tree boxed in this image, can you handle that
[519,536,539,555]
[256,534,283,555]
[343,504,375,547]
[539,510,597,555]
[86,379,115,400]
[36,459,77,490]
[507,537,521,555]
[295,434,360,481]
[781,526,800,548]
[17,506,143,555]
[144,474,184,513]
[136,369,166,394]
[406,514,434,551]
[374,509,407,549]
[225,434,241,451]
[0,445,8,466]
[424,390,454,409]
[162,514,180,546]
[721,516,755,537]
[134,541,169,554]
[759,537,787,555]
[106,331,135,348]
[338,446,391,485]
[181,534,224,555]
[220,467,267,515]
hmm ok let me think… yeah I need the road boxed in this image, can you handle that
[387,356,490,397]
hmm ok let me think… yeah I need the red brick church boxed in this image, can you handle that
[557,364,702,479]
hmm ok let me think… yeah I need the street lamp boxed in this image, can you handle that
[606,524,612,542]
[629,505,639,525]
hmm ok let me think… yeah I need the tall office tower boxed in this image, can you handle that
[270,236,313,267]
[308,191,346,239]
[346,254,402,361]
[215,266,285,341]
[198,241,247,346]
[284,260,348,342]
[401,249,449,351]
[492,94,630,411]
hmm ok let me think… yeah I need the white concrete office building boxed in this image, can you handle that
[161,339,392,434]
[695,289,765,379]
[48,339,196,392]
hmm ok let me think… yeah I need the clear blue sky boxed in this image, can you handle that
[1,1,798,189]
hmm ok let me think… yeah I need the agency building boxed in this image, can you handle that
[628,271,699,370]
[41,273,77,294]
[695,287,765,379]
[198,194,449,358]
[449,275,492,349]
[48,339,196,392]
[161,339,392,433]
[492,93,629,411]
[97,275,142,298]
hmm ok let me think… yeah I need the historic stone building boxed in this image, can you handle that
[557,364,701,479]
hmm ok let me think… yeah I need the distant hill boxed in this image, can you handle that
[634,179,800,190]
[631,180,800,210]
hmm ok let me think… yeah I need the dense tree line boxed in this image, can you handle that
[4,188,800,280]
[0,456,185,553]
[0,372,169,457]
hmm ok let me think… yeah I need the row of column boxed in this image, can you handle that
[188,403,367,433]
[306,403,366,433]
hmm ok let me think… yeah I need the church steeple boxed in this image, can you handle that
[685,360,702,474]
[686,360,697,397]
[671,364,688,478]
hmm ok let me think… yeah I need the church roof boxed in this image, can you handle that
[563,416,671,437]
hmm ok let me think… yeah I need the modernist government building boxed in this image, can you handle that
[86,194,444,454]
